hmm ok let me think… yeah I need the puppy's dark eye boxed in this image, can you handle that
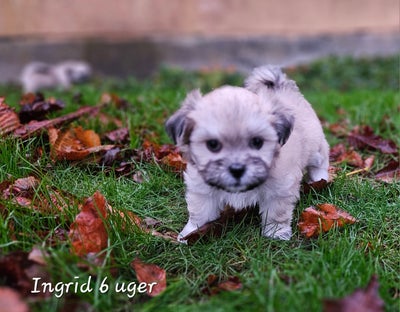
[206,139,222,153]
[249,137,264,150]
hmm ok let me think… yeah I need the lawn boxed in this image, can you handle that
[0,56,399,312]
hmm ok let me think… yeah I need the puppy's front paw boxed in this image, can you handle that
[177,233,188,244]
[177,220,198,244]
[263,224,292,240]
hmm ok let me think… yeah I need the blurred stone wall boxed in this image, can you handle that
[0,0,399,82]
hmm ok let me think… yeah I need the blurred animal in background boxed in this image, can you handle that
[20,60,92,93]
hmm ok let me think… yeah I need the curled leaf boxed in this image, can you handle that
[19,93,64,123]
[0,100,21,136]
[49,126,114,161]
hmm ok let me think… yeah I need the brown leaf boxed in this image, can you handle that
[69,191,108,256]
[202,275,242,296]
[348,125,398,154]
[13,106,99,139]
[161,152,186,172]
[302,179,329,194]
[0,251,50,297]
[131,258,167,297]
[142,140,186,172]
[328,121,349,137]
[183,206,257,245]
[329,143,347,162]
[1,176,75,214]
[298,203,357,238]
[19,93,64,123]
[104,127,129,143]
[337,150,364,168]
[49,126,114,161]
[375,160,400,183]
[0,100,21,136]
[323,275,384,312]
[0,287,29,312]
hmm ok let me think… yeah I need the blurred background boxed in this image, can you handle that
[0,0,399,83]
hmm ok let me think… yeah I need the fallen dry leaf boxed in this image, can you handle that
[69,191,108,256]
[183,206,258,245]
[131,258,167,297]
[104,127,130,143]
[142,140,186,172]
[0,251,50,297]
[19,92,64,123]
[0,176,75,214]
[328,120,349,138]
[202,274,242,296]
[375,160,400,183]
[348,125,398,154]
[323,275,384,312]
[13,106,99,139]
[0,287,29,312]
[49,126,114,161]
[298,203,357,238]
[0,100,21,136]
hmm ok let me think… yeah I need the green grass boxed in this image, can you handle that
[0,55,399,311]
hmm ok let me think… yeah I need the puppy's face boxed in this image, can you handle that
[166,86,293,193]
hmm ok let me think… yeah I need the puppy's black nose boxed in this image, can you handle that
[229,163,246,179]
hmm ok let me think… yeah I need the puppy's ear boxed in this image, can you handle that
[272,112,294,146]
[165,89,201,146]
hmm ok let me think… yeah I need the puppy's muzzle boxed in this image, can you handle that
[229,163,246,179]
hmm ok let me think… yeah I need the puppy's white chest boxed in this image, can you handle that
[216,188,261,211]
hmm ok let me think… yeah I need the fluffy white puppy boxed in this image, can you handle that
[166,66,329,242]
[20,60,91,93]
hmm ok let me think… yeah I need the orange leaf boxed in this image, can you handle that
[74,127,101,147]
[69,191,108,256]
[49,126,113,161]
[298,203,357,238]
[131,258,166,297]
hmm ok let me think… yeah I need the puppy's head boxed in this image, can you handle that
[166,86,293,193]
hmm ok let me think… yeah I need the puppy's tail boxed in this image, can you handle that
[244,65,298,94]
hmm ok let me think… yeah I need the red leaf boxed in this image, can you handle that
[131,258,167,297]
[298,203,357,238]
[69,191,108,256]
[348,125,398,154]
[323,275,384,312]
